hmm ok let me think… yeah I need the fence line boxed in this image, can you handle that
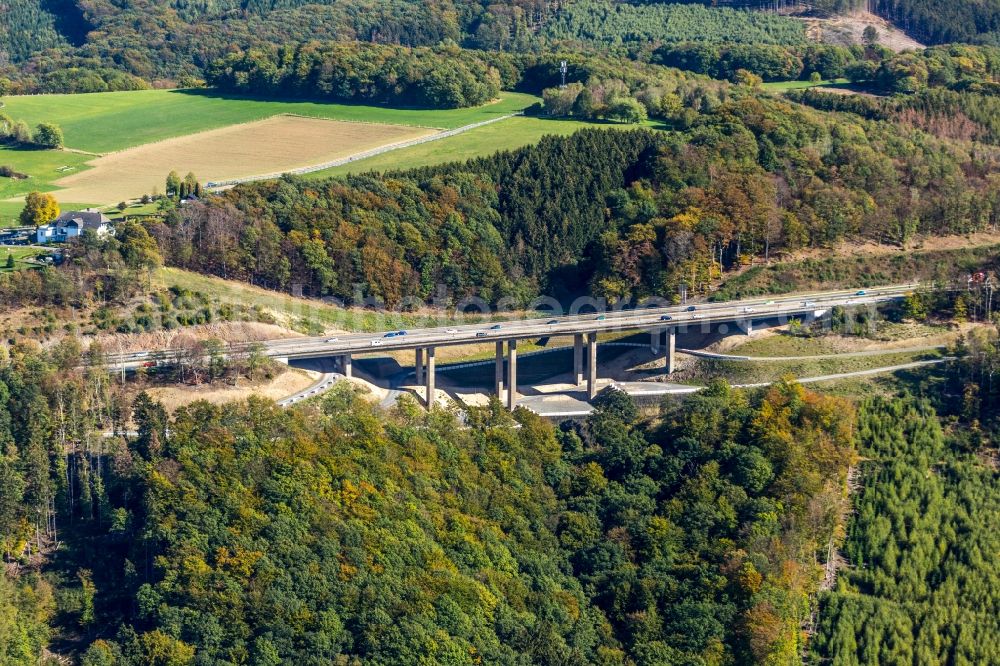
[206,112,520,189]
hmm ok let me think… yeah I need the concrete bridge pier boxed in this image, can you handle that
[423,347,436,408]
[665,328,676,375]
[507,339,518,410]
[573,334,584,385]
[340,354,352,378]
[415,348,424,384]
[494,341,504,396]
[587,333,598,399]
[651,328,661,354]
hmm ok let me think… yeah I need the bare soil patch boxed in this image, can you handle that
[51,115,437,204]
[800,11,924,52]
[739,230,1000,275]
[90,321,301,354]
[145,367,316,412]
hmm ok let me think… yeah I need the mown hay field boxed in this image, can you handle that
[51,115,437,204]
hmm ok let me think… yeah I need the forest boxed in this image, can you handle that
[4,0,999,94]
[3,0,1000,664]
[810,396,1000,664]
[0,0,787,92]
[871,0,1000,45]
[202,42,720,108]
[1,318,996,663]
[0,339,858,664]
[205,42,502,109]
[652,41,1000,88]
[538,0,807,49]
[146,86,1000,305]
[0,0,77,62]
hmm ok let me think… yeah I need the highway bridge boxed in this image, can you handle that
[105,284,916,410]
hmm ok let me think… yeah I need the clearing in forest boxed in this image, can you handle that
[50,115,438,204]
[803,11,924,52]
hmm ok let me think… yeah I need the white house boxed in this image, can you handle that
[36,209,112,244]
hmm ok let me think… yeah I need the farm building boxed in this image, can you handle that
[36,209,112,244]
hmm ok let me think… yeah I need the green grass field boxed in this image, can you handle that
[0,89,545,221]
[762,78,851,92]
[0,89,540,154]
[309,116,617,178]
[0,147,91,198]
[725,324,951,356]
[690,349,946,384]
[0,246,51,271]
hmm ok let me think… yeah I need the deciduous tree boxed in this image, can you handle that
[19,191,59,227]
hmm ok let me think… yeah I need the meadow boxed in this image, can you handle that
[0,88,541,222]
[0,146,92,223]
[309,115,616,178]
[0,89,539,154]
[0,245,50,270]
[761,78,851,92]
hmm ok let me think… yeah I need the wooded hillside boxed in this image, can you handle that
[151,90,1000,305]
[0,338,858,664]
[811,396,1000,664]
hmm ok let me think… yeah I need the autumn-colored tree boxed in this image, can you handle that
[19,191,59,226]
[115,220,162,270]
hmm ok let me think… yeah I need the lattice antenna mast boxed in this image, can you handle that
[560,61,568,89]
